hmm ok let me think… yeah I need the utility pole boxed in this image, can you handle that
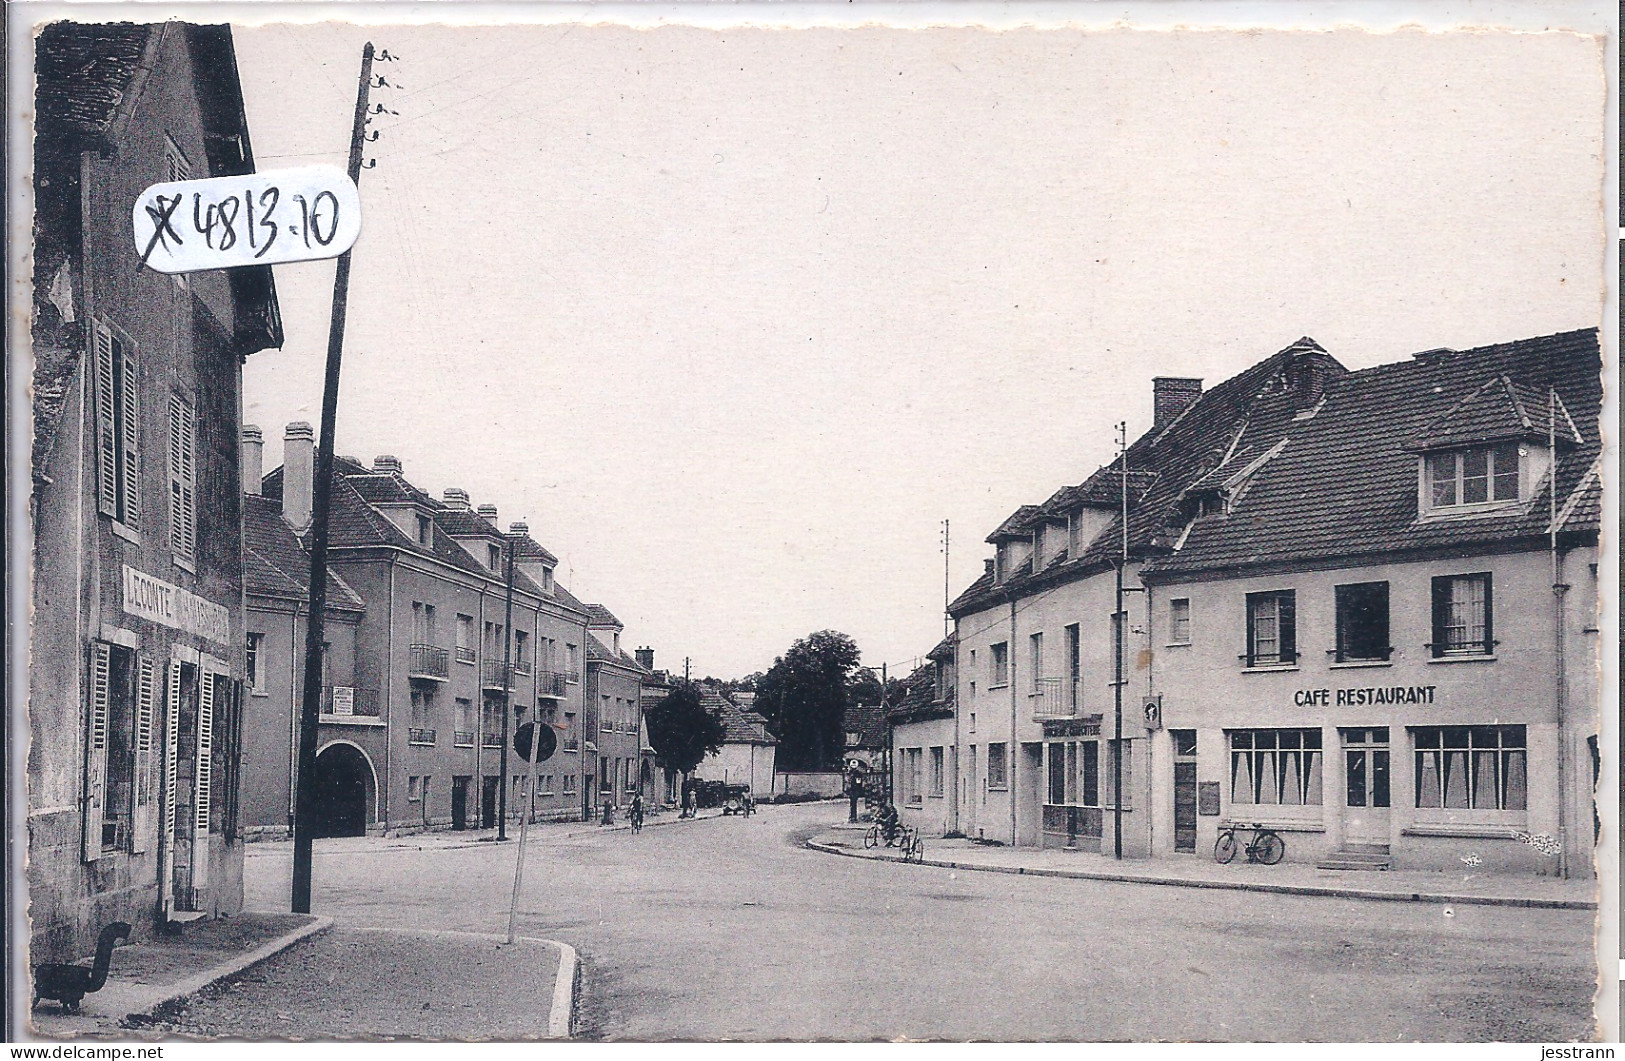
[292,42,374,914]
[1113,421,1127,861]
[942,519,951,639]
[683,656,690,682]
[497,537,516,841]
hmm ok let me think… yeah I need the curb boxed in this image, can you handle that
[805,839,1596,911]
[131,915,334,1020]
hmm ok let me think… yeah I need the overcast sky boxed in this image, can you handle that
[232,20,1605,679]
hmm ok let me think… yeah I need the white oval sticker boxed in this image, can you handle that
[131,165,361,274]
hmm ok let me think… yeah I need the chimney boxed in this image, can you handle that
[442,487,470,510]
[635,646,655,671]
[477,503,498,524]
[1283,337,1333,409]
[509,520,529,537]
[1153,377,1203,428]
[283,422,314,531]
[373,454,402,475]
[241,425,263,496]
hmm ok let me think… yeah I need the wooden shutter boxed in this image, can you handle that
[1430,577,1450,657]
[1278,592,1297,664]
[82,643,111,861]
[93,324,117,516]
[191,669,214,888]
[1480,573,1494,654]
[119,346,139,529]
[167,395,196,559]
[163,662,181,841]
[130,656,156,853]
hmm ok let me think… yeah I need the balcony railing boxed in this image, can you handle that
[535,670,567,699]
[409,644,450,681]
[1032,677,1081,720]
[563,736,580,753]
[511,659,533,677]
[481,659,516,693]
[454,646,477,666]
[453,730,476,747]
[408,727,437,745]
[482,732,504,748]
[320,685,381,719]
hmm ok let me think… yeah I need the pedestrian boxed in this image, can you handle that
[630,792,644,833]
[601,797,615,826]
[682,782,696,819]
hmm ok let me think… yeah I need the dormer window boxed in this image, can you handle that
[416,514,433,545]
[1427,443,1520,509]
[488,543,502,571]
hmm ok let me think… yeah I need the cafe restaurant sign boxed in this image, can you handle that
[122,565,230,645]
[1294,685,1437,708]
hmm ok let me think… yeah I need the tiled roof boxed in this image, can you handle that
[1403,374,1585,452]
[35,22,152,142]
[243,494,363,612]
[1148,329,1601,577]
[434,506,502,539]
[843,700,888,749]
[702,686,778,745]
[986,505,1041,543]
[586,633,648,673]
[889,658,953,724]
[510,531,559,566]
[585,603,623,629]
[953,338,1345,615]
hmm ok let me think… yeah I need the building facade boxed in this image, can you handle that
[934,329,1600,878]
[891,638,957,837]
[30,23,282,960]
[584,606,648,816]
[692,685,778,799]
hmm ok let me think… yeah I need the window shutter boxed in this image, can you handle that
[163,662,181,841]
[1278,593,1297,664]
[1430,577,1450,657]
[93,324,117,516]
[119,346,140,529]
[82,643,111,862]
[1481,574,1494,654]
[167,395,196,559]
[131,656,156,853]
[192,670,214,888]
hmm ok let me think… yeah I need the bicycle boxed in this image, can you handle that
[629,805,644,834]
[1214,822,1285,865]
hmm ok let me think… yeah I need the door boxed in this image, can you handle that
[1341,727,1390,845]
[1172,730,1197,853]
[481,775,499,828]
[451,776,469,830]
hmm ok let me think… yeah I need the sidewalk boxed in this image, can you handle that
[27,916,577,1041]
[809,824,1597,909]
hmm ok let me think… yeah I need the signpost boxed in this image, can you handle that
[508,718,560,944]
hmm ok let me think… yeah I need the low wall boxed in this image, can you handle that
[773,771,846,798]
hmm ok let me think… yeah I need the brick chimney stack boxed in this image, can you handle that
[635,646,655,671]
[476,503,498,524]
[241,425,263,496]
[373,454,402,475]
[282,422,314,531]
[1153,377,1203,428]
[442,487,470,510]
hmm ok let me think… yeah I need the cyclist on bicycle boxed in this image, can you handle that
[876,801,901,842]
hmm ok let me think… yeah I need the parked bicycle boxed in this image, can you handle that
[863,817,923,863]
[1213,822,1285,865]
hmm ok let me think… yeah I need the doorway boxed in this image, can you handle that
[451,776,470,830]
[1172,729,1197,853]
[1341,727,1390,845]
[311,743,372,837]
[481,775,499,828]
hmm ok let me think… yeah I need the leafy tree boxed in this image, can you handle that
[848,667,907,709]
[754,630,862,771]
[645,680,726,776]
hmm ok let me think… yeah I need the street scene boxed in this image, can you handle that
[19,11,1611,1045]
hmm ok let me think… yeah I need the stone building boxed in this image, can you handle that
[29,23,282,960]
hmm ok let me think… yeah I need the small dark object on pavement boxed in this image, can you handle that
[33,921,131,1012]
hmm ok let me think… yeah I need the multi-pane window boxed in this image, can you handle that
[601,695,613,731]
[986,742,1008,789]
[563,773,576,795]
[1344,727,1391,809]
[1046,741,1080,806]
[1229,729,1322,806]
[563,712,578,751]
[1169,599,1191,644]
[990,642,1009,687]
[92,321,140,529]
[1335,582,1390,662]
[929,747,944,797]
[1427,443,1520,508]
[1432,574,1493,657]
[1413,726,1526,811]
[455,614,476,664]
[246,633,264,694]
[166,393,196,563]
[903,748,923,804]
[1245,591,1296,667]
[413,602,437,644]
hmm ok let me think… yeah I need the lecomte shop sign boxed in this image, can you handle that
[132,165,361,274]
[123,566,231,644]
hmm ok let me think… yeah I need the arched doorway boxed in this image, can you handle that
[312,742,374,838]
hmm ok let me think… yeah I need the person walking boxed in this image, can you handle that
[630,792,645,833]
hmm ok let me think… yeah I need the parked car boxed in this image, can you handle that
[720,784,755,816]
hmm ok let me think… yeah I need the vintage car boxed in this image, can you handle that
[720,783,755,816]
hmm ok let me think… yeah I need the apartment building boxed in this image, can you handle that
[29,23,282,961]
[891,638,957,837]
[936,328,1600,878]
[584,605,648,815]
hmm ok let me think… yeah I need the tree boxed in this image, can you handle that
[645,680,726,777]
[754,630,862,771]
[848,667,907,709]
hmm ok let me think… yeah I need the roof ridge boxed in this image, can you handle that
[1550,455,1602,533]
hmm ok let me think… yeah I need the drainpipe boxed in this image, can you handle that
[1009,597,1018,845]
[1548,389,1569,879]
[383,556,396,831]
[288,609,298,831]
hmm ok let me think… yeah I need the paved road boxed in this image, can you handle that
[245,803,1596,1041]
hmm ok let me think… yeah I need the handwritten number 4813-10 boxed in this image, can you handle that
[165,186,340,259]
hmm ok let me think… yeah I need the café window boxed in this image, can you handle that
[1413,725,1525,811]
[1229,729,1322,806]
[1334,582,1390,662]
[1245,590,1296,667]
[1426,443,1520,510]
[1431,574,1493,657]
